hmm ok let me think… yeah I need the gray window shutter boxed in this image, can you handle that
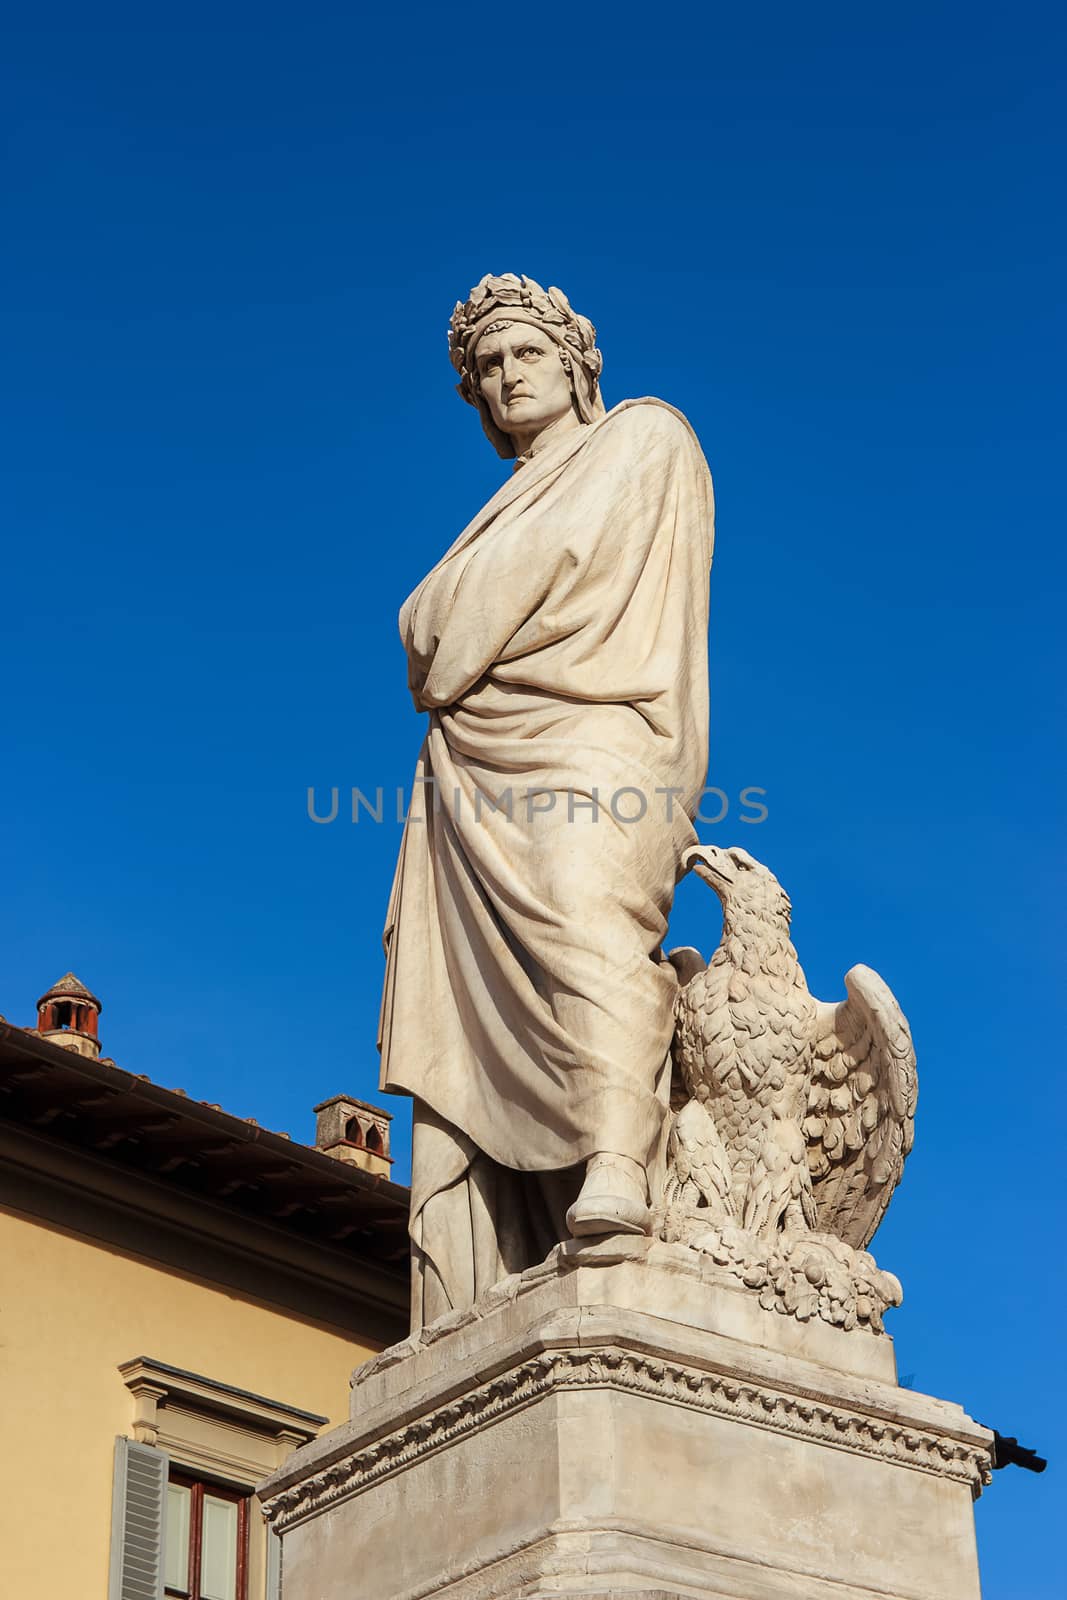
[266,1524,283,1600]
[108,1437,168,1600]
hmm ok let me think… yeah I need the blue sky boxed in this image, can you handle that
[3,3,1063,1589]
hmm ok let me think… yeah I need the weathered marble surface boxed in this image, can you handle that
[668,846,917,1254]
[380,275,716,1324]
[661,843,918,1335]
[260,1241,990,1600]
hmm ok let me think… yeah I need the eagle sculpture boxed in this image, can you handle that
[663,845,916,1322]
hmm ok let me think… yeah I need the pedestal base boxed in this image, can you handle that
[260,1239,991,1600]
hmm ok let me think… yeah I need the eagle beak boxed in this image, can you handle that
[683,844,737,887]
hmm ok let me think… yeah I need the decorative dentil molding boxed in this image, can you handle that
[262,1344,992,1534]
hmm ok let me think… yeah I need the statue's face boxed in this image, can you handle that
[473,324,574,442]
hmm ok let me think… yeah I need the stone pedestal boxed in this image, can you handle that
[259,1239,991,1600]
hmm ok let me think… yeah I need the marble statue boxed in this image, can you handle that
[663,843,917,1329]
[378,273,715,1328]
[264,282,988,1600]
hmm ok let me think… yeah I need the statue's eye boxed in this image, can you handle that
[481,357,501,375]
[520,347,542,360]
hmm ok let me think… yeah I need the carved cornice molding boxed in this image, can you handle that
[262,1344,992,1532]
[119,1355,328,1443]
[120,1356,329,1478]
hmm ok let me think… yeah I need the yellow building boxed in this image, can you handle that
[0,975,409,1600]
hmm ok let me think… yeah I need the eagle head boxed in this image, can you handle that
[683,844,792,927]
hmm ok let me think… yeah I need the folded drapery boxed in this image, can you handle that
[377,398,714,1317]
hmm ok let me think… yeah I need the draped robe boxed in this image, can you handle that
[378,398,714,1323]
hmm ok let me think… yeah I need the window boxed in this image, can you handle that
[116,1358,323,1599]
[165,1471,249,1600]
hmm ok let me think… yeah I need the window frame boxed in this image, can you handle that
[118,1356,325,1600]
[165,1468,250,1600]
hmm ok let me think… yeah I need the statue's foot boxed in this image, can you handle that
[566,1153,651,1237]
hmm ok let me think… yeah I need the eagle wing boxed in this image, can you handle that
[668,945,711,1109]
[664,1096,734,1214]
[804,963,917,1250]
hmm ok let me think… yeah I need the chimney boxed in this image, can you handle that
[313,1094,392,1176]
[36,973,103,1059]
